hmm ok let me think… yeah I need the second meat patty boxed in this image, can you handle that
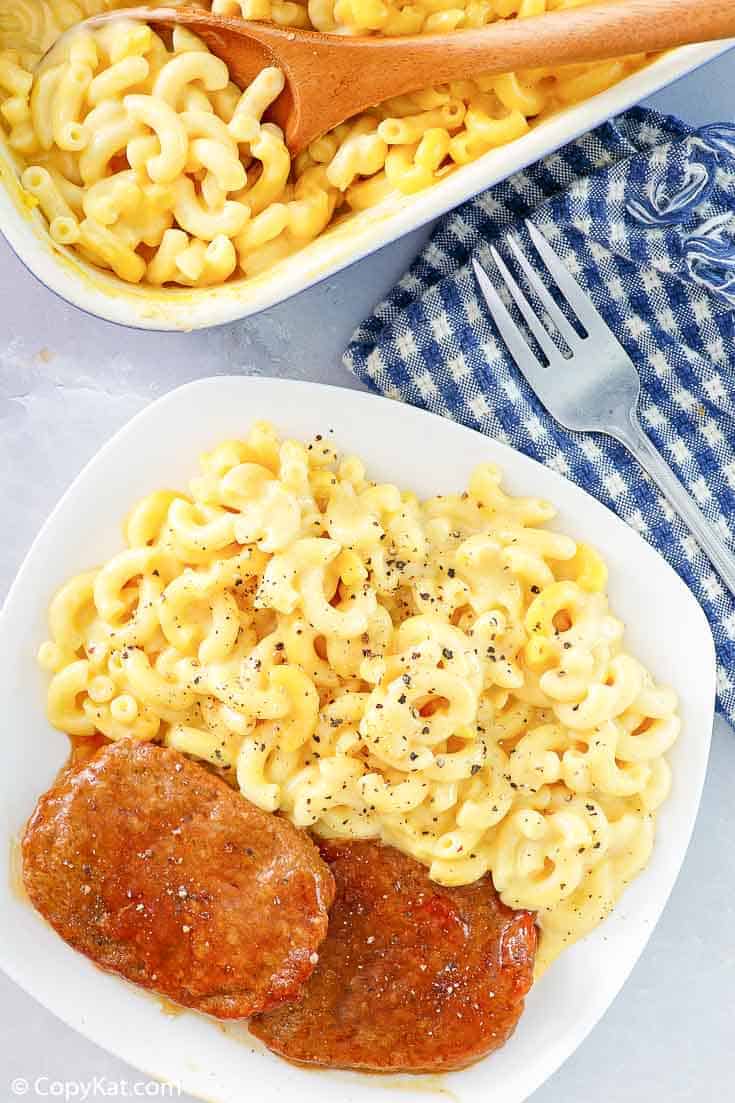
[251,838,537,1071]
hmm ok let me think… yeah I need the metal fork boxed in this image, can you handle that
[472,219,735,598]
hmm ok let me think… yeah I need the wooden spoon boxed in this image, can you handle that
[71,0,735,154]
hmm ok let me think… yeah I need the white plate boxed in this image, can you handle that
[0,41,733,331]
[0,376,716,1103]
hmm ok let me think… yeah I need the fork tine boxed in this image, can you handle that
[489,245,560,363]
[525,220,609,335]
[472,258,546,380]
[506,234,581,349]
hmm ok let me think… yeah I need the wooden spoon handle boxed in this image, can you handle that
[300,0,735,102]
[269,0,735,148]
[406,0,735,78]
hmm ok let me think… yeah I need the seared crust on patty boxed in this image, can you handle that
[22,741,334,1018]
[251,839,536,1071]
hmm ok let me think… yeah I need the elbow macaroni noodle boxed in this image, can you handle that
[38,422,680,972]
[0,0,650,287]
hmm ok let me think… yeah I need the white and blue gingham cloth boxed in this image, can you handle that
[344,107,735,725]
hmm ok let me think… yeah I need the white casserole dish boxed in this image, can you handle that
[0,41,732,331]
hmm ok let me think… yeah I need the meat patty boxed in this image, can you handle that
[22,741,335,1018]
[251,839,537,1072]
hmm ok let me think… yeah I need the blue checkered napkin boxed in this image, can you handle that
[343,106,735,725]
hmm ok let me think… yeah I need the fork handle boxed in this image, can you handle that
[611,412,735,598]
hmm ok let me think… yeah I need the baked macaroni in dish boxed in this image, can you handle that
[38,422,680,972]
[0,0,650,286]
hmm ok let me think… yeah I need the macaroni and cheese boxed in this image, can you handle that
[0,0,649,287]
[38,422,680,972]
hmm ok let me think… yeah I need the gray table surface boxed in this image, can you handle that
[2,53,733,1103]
